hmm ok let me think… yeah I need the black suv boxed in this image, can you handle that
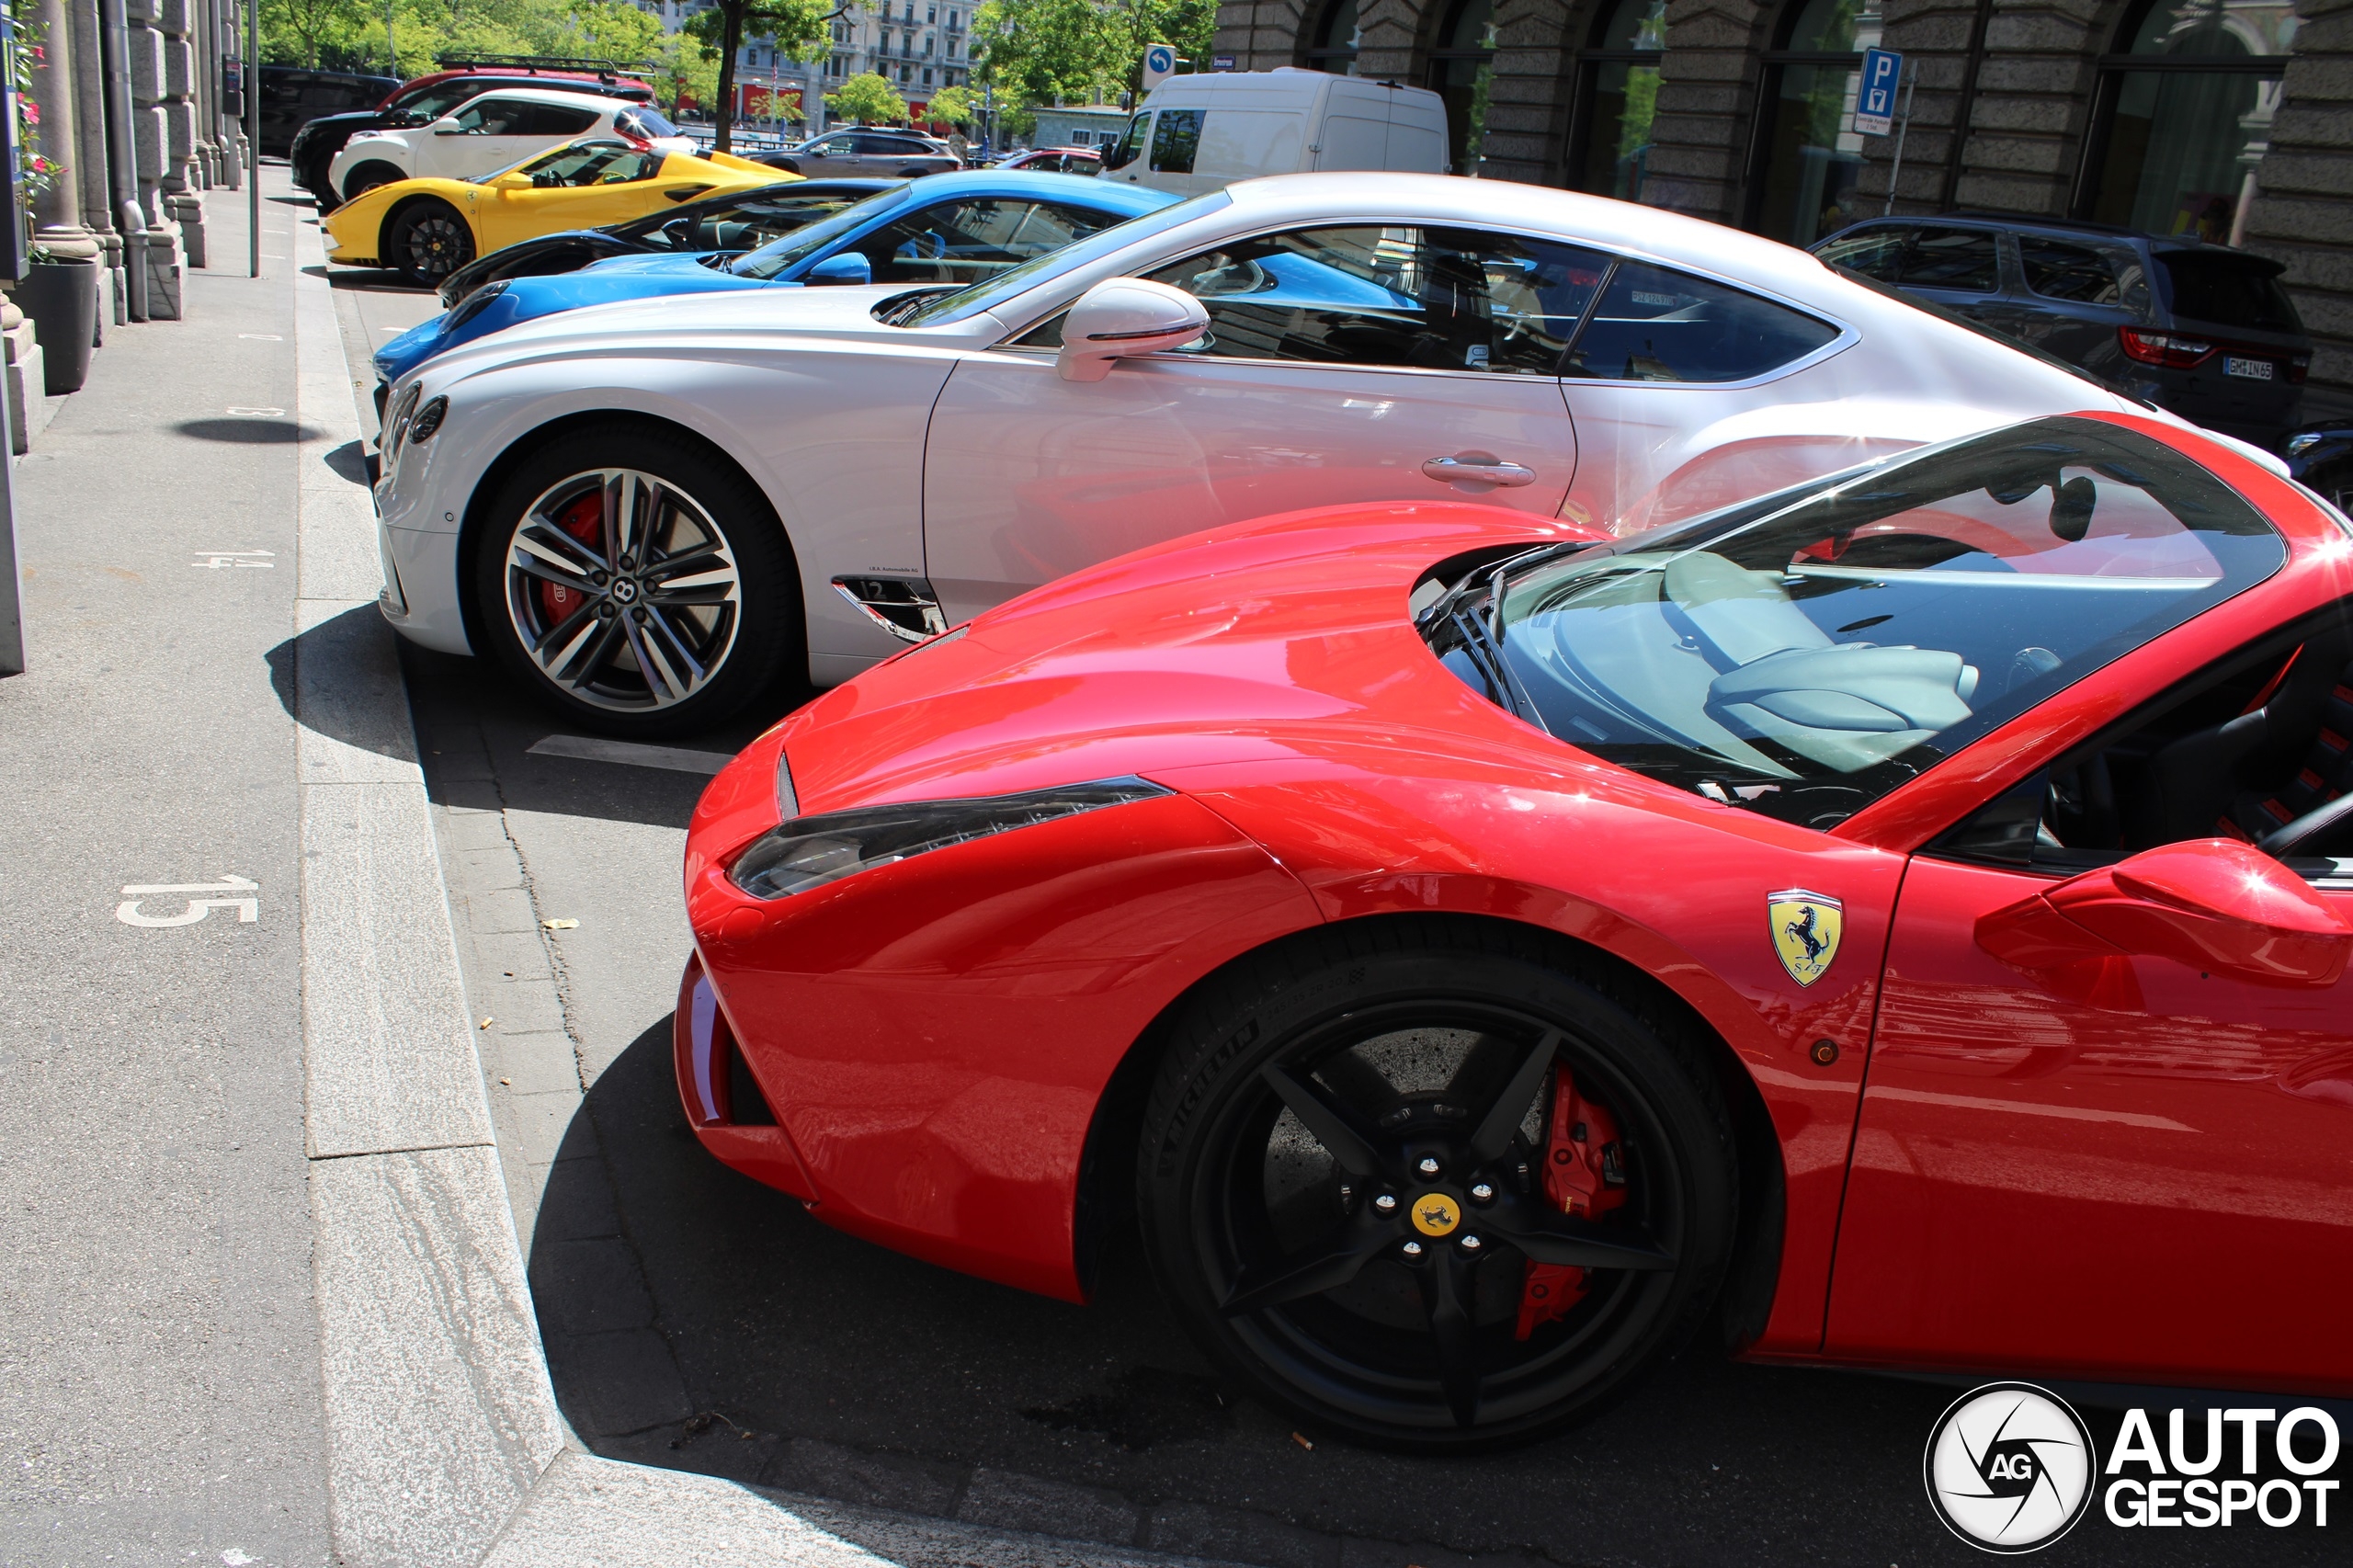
[289,57,653,210]
[258,67,397,157]
[1813,214,2311,446]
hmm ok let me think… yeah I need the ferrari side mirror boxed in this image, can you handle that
[1055,278,1209,382]
[1975,838,2353,987]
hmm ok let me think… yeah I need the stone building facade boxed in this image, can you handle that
[1213,0,2353,392]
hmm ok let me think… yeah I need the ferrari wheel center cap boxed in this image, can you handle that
[1409,1190,1461,1237]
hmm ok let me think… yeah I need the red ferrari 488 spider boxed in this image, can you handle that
[677,412,2353,1449]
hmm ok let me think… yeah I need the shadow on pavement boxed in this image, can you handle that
[400,638,805,832]
[176,416,323,443]
[527,1019,2256,1568]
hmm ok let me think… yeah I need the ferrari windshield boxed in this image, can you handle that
[728,184,914,279]
[895,190,1232,327]
[1424,416,2285,830]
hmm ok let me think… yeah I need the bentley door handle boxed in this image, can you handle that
[1422,453,1537,489]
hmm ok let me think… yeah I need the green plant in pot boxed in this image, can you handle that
[7,16,93,394]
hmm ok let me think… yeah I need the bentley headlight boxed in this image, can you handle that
[729,778,1169,901]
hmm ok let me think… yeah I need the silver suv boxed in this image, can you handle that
[762,129,960,178]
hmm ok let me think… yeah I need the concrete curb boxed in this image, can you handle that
[293,203,1256,1568]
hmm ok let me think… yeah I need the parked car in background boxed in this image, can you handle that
[324,135,771,288]
[1813,213,2312,446]
[290,60,654,209]
[372,171,2189,735]
[258,66,397,157]
[1101,70,1447,195]
[995,147,1101,175]
[2284,419,2353,510]
[372,171,1173,388]
[757,128,961,178]
[329,90,688,209]
[433,178,897,307]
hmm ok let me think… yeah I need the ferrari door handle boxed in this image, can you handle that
[1422,453,1537,488]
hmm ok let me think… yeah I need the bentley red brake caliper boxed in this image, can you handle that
[539,491,605,624]
[1514,1063,1628,1339]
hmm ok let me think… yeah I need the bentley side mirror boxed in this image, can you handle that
[1055,278,1209,383]
[1976,838,2353,988]
[804,252,871,286]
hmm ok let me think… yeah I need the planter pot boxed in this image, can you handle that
[16,258,98,395]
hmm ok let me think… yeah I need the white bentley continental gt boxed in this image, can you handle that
[371,171,2220,734]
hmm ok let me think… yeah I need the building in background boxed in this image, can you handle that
[1029,104,1131,150]
[635,0,976,127]
[1213,0,2353,398]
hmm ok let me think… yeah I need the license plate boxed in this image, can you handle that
[2225,356,2276,381]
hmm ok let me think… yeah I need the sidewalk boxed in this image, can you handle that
[1,166,1255,1568]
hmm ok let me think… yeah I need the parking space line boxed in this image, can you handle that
[527,733,733,776]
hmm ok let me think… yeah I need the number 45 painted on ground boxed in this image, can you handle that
[116,876,258,926]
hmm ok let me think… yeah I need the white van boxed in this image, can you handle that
[1099,70,1448,195]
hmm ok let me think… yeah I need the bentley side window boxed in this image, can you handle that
[1563,260,1838,383]
[1140,225,1609,374]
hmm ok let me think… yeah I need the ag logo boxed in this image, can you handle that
[1409,1192,1461,1236]
[1768,889,1843,986]
[1925,1382,2096,1553]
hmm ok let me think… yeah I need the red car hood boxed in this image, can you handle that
[771,502,1606,819]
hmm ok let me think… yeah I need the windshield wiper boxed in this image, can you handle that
[873,285,961,324]
[1442,605,1551,734]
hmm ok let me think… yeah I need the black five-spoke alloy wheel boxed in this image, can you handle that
[387,199,475,288]
[1140,924,1739,1449]
[473,422,801,735]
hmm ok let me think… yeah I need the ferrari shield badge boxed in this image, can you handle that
[1768,890,1843,986]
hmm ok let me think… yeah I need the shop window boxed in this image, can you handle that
[2079,0,2298,243]
[1305,0,1361,75]
[1748,0,1882,246]
[1424,0,1495,176]
[1568,0,1665,201]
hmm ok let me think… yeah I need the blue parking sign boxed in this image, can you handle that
[1856,47,1902,135]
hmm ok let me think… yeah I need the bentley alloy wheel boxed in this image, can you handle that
[502,468,743,716]
[1141,927,1738,1449]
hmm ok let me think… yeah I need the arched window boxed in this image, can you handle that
[2078,0,2299,242]
[1425,0,1496,175]
[1568,0,1665,200]
[1748,0,1882,245]
[1304,0,1362,75]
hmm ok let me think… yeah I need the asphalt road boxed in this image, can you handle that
[334,255,2339,1568]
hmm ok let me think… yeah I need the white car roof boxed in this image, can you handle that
[455,85,632,110]
[1220,173,1833,300]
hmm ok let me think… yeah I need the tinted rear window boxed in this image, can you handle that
[2020,237,2124,304]
[2160,252,2302,333]
[1564,261,1839,383]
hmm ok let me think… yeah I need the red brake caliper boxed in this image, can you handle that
[1514,1063,1629,1340]
[537,491,606,625]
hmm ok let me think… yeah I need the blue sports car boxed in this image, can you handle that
[372,169,1176,389]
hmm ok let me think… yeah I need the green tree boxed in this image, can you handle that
[924,83,978,126]
[683,0,833,151]
[824,70,905,126]
[261,0,374,68]
[650,28,720,116]
[972,0,1214,122]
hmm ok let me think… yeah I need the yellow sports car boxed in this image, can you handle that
[324,139,789,288]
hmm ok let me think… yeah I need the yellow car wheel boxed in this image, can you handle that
[384,199,475,290]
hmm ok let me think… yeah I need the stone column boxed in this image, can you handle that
[1643,0,1772,226]
[2243,0,2353,398]
[67,0,121,326]
[123,0,188,312]
[156,0,204,265]
[29,0,98,259]
[0,300,46,453]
